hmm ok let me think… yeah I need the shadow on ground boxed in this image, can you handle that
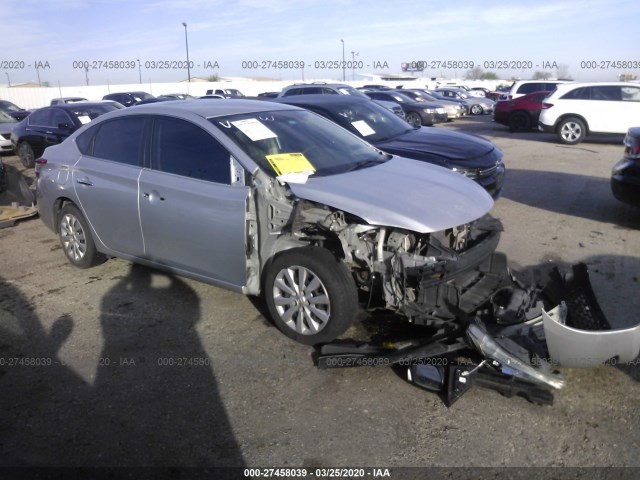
[0,265,245,468]
[501,168,640,227]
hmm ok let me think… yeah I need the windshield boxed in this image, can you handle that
[0,111,16,123]
[323,101,414,142]
[68,104,119,123]
[0,101,21,112]
[210,109,388,177]
[337,87,369,98]
[132,92,154,101]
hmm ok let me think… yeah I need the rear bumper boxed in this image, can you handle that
[538,121,555,133]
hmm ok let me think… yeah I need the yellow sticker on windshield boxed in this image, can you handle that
[266,153,316,176]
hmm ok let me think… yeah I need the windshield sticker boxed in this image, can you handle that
[351,120,376,137]
[231,118,277,141]
[77,115,91,124]
[266,153,315,176]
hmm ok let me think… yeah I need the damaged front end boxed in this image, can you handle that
[312,211,640,404]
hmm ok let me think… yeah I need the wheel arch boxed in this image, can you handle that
[52,197,76,234]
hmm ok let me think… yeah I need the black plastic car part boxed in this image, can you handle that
[314,262,609,407]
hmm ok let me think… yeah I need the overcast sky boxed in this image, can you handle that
[3,0,640,87]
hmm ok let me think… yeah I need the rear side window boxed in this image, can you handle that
[92,117,146,166]
[517,83,544,95]
[28,109,52,126]
[152,117,231,184]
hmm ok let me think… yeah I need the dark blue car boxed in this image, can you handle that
[272,95,505,198]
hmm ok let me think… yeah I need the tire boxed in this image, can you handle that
[557,117,586,145]
[58,203,106,269]
[405,112,423,127]
[508,111,531,132]
[470,104,483,115]
[264,247,358,345]
[17,142,35,168]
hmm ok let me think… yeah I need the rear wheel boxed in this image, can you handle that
[58,204,106,268]
[508,111,531,132]
[557,117,586,145]
[264,247,358,345]
[17,142,35,168]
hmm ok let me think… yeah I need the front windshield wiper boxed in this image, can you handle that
[345,154,391,172]
[375,128,414,142]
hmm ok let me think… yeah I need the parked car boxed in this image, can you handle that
[273,95,504,198]
[434,88,495,115]
[0,111,18,154]
[0,100,31,121]
[396,89,466,120]
[469,87,491,96]
[199,95,226,100]
[278,83,405,119]
[493,91,549,132]
[611,127,640,206]
[425,89,470,112]
[364,90,447,126]
[50,97,88,105]
[102,91,154,107]
[206,89,245,98]
[35,99,511,346]
[10,103,119,167]
[256,92,279,99]
[505,80,568,100]
[538,82,640,145]
[157,93,196,100]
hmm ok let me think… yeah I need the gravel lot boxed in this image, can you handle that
[0,114,638,476]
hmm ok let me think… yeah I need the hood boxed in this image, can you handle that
[375,127,499,169]
[288,156,494,233]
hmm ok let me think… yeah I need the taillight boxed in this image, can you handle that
[541,103,554,109]
[35,158,47,178]
[624,136,640,159]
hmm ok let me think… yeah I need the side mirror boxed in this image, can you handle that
[58,123,75,131]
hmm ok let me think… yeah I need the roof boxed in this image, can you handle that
[103,98,299,119]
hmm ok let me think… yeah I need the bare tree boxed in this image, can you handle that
[556,63,573,80]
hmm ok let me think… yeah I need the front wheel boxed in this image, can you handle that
[405,112,423,127]
[264,247,358,345]
[58,203,106,268]
[470,104,483,115]
[557,117,586,145]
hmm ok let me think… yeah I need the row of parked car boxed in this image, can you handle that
[1,80,638,208]
[493,80,640,144]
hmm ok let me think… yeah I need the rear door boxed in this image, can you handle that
[138,116,250,287]
[72,116,147,256]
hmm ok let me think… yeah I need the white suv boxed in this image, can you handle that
[538,82,640,144]
[505,80,568,99]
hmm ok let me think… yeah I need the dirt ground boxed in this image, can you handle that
[0,115,638,478]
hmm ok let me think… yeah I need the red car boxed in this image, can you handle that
[493,91,548,132]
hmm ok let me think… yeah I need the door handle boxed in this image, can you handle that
[76,177,93,186]
[143,191,165,201]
